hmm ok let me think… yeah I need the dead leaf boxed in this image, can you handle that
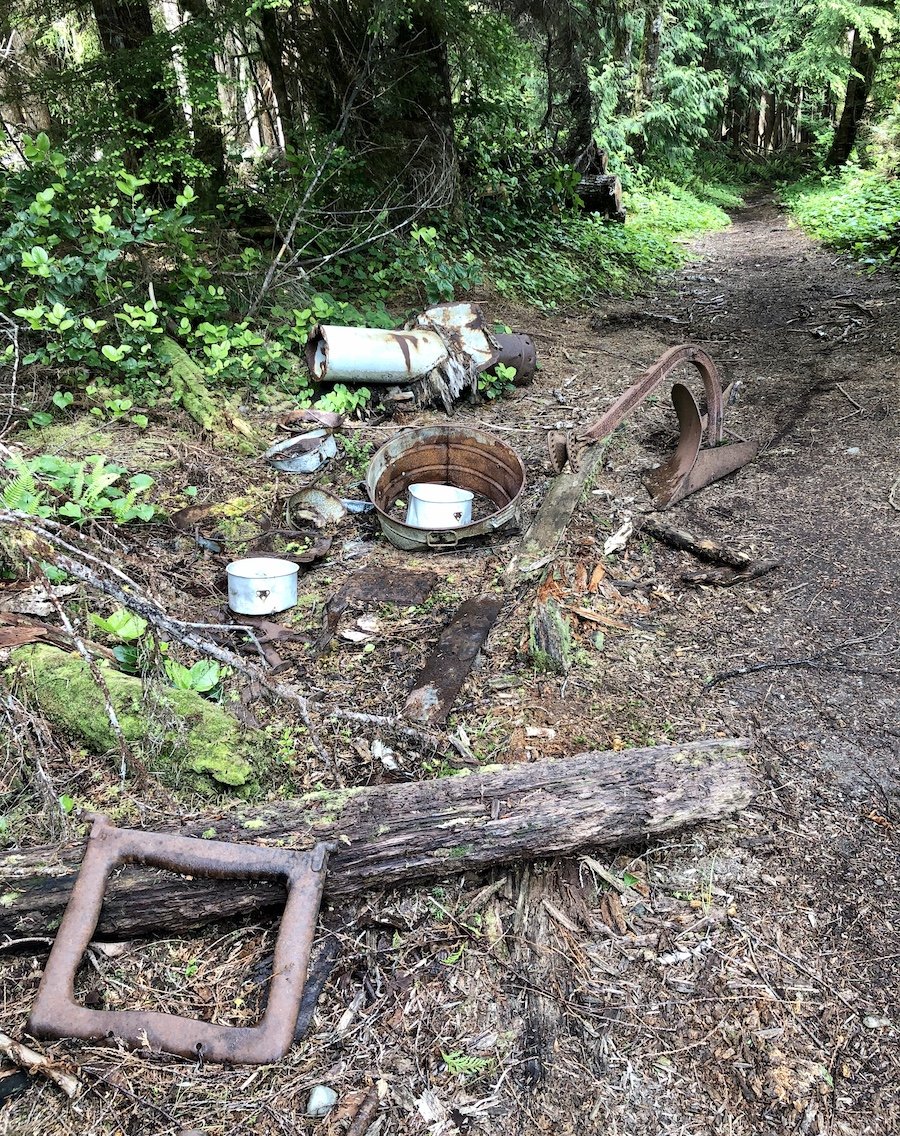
[573,562,589,593]
[588,564,606,591]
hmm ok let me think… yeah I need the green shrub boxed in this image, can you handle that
[783,168,900,266]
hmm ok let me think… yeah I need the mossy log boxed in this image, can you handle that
[157,337,258,451]
[0,738,755,941]
[10,644,269,795]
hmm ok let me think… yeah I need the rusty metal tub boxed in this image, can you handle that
[366,425,526,550]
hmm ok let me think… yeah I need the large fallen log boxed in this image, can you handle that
[1,739,754,942]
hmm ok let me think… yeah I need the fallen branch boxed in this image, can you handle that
[642,515,779,581]
[0,1030,81,1098]
[703,624,897,692]
[0,738,755,941]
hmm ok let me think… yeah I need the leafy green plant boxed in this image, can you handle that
[89,609,148,641]
[339,434,374,475]
[88,605,226,697]
[441,1051,493,1077]
[784,168,900,266]
[478,361,516,400]
[164,658,225,695]
[2,454,156,523]
[315,383,372,416]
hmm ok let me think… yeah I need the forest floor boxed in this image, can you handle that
[2,195,898,1135]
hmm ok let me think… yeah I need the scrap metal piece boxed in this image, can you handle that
[366,425,526,552]
[644,383,758,508]
[28,816,332,1065]
[548,344,757,507]
[403,595,504,725]
[318,567,439,652]
[495,332,537,383]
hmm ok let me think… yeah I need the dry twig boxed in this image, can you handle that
[0,1030,81,1099]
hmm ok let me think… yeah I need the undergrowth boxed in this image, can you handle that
[783,167,900,267]
[0,132,741,431]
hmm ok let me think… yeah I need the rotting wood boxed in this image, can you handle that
[504,446,606,583]
[403,594,503,725]
[0,739,754,942]
[528,594,574,674]
[641,516,780,586]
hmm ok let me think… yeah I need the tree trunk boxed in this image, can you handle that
[826,27,884,169]
[1,739,754,942]
[256,6,293,143]
[91,0,181,147]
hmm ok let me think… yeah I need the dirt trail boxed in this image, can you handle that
[3,199,897,1136]
[482,196,900,1136]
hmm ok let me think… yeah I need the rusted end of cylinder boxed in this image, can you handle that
[495,333,537,384]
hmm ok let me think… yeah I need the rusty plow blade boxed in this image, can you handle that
[547,344,757,508]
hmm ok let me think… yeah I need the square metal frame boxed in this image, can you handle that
[28,815,331,1064]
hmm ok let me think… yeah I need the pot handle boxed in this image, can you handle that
[426,530,460,547]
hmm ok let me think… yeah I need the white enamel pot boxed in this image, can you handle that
[227,557,299,615]
[405,483,474,529]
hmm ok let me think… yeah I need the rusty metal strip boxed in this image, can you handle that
[547,344,757,507]
[318,567,439,652]
[403,595,504,725]
[28,816,332,1065]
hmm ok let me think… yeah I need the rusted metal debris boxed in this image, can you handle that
[28,816,333,1065]
[403,595,504,725]
[548,344,757,508]
[318,567,439,652]
[305,303,535,412]
[366,425,526,551]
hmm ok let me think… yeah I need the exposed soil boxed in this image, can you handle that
[2,197,898,1135]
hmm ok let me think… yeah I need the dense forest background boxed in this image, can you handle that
[1,0,899,421]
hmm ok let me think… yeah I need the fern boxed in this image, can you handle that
[1,457,51,517]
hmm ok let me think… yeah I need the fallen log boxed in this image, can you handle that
[0,739,754,943]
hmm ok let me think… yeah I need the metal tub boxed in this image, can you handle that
[366,425,526,550]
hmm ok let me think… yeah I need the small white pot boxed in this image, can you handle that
[227,557,299,615]
[405,483,474,529]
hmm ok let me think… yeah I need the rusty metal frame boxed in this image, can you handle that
[28,816,332,1065]
[548,344,757,507]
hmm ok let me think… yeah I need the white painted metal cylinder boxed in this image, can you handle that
[306,325,448,384]
[405,483,474,529]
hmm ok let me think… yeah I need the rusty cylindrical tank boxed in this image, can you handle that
[366,425,526,551]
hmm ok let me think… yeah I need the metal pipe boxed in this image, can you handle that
[305,325,448,385]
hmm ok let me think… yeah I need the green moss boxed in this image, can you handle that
[11,644,271,796]
[158,336,259,452]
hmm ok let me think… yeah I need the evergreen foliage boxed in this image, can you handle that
[0,0,898,420]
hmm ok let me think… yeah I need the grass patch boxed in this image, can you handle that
[479,177,736,309]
